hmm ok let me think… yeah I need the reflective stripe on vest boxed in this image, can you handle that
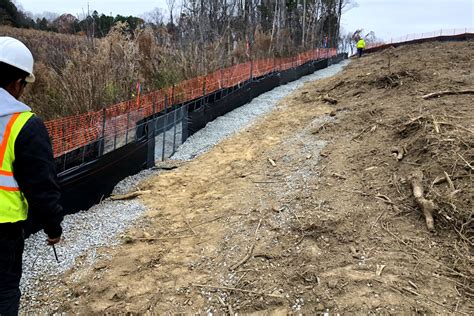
[0,111,34,223]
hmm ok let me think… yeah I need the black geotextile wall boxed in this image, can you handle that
[44,54,346,228]
[58,138,149,213]
[24,135,150,236]
[187,55,349,137]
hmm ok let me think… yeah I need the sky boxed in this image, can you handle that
[341,0,473,40]
[15,0,474,41]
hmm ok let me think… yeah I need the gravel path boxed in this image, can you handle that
[20,59,349,311]
[172,60,349,160]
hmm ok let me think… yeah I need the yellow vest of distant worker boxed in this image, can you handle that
[357,39,366,49]
[0,111,33,223]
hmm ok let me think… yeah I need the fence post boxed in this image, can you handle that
[172,107,177,155]
[99,108,106,156]
[125,111,130,144]
[202,77,206,97]
[182,103,188,143]
[250,59,254,82]
[161,95,168,161]
[113,111,117,151]
[146,98,156,168]
[171,85,175,106]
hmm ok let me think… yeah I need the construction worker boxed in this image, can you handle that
[0,37,63,315]
[356,38,366,57]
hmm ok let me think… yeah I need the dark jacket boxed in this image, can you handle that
[13,115,63,238]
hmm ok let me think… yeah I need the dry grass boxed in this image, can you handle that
[1,25,184,119]
[1,24,284,120]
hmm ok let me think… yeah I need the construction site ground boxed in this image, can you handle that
[39,41,472,314]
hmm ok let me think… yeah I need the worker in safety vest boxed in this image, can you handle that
[0,37,63,315]
[356,38,366,58]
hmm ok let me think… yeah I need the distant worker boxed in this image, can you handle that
[0,37,63,315]
[357,38,366,57]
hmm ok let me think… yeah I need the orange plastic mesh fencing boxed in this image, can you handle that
[253,58,274,77]
[45,48,334,157]
[221,62,251,88]
[204,71,221,95]
[173,76,205,104]
[44,110,104,157]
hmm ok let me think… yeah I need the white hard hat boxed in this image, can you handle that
[0,36,35,83]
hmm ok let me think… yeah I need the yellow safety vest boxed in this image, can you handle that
[357,39,366,49]
[0,111,34,223]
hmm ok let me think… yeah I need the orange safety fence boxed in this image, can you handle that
[253,58,275,78]
[44,110,104,157]
[45,48,337,158]
[365,28,473,49]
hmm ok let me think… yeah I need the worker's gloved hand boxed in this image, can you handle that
[47,236,61,245]
[44,222,63,245]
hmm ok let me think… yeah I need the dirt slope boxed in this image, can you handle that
[40,41,472,314]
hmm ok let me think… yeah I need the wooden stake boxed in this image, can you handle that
[110,190,151,201]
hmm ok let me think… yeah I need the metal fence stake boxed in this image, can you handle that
[172,107,177,155]
[162,95,168,161]
[125,111,130,144]
[113,115,117,151]
[99,108,106,157]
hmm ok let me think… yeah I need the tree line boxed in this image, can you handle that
[0,0,143,36]
[1,0,353,54]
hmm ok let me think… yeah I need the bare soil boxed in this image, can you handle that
[39,41,473,314]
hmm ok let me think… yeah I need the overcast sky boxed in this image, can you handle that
[15,0,474,41]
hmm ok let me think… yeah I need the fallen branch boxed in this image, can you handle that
[375,264,386,276]
[443,171,455,191]
[230,244,255,271]
[422,89,474,100]
[110,190,151,201]
[370,211,385,230]
[457,153,474,171]
[382,223,470,279]
[410,171,435,231]
[432,115,440,133]
[437,122,474,134]
[311,122,328,134]
[192,283,284,298]
[332,172,347,180]
[268,158,277,167]
[403,115,424,126]
[175,215,226,234]
[137,235,194,241]
[375,194,394,205]
[184,219,198,236]
[322,95,338,105]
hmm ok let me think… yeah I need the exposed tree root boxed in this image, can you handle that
[391,146,406,160]
[410,171,436,232]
